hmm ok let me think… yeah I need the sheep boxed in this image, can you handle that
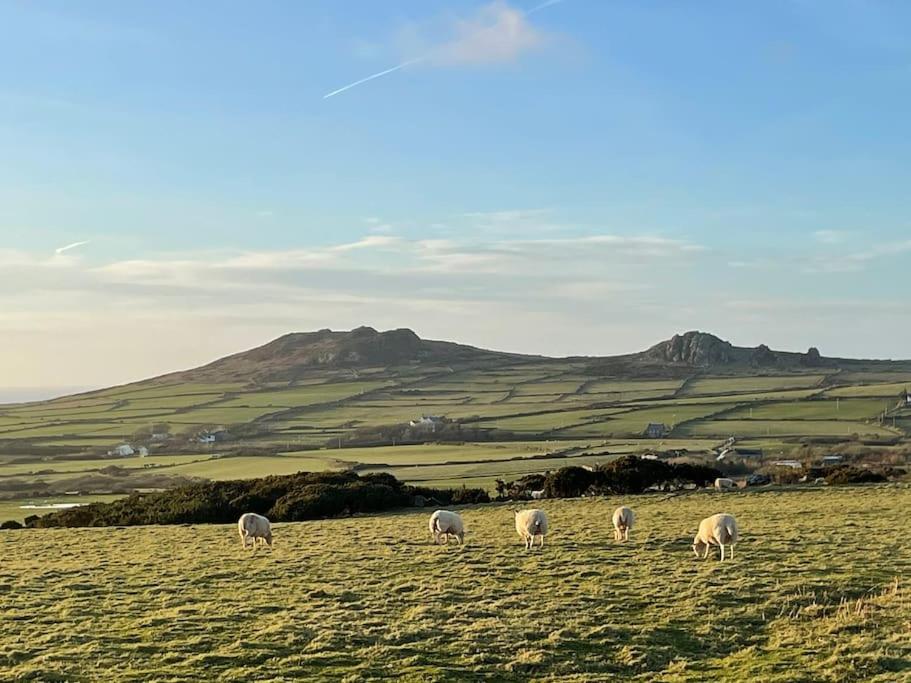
[514,509,549,550]
[692,513,738,561]
[428,509,465,545]
[714,477,735,491]
[529,489,545,500]
[238,512,272,550]
[612,505,635,542]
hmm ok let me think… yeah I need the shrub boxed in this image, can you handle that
[825,466,888,486]
[499,457,723,500]
[27,470,487,528]
[544,466,594,498]
[0,520,23,530]
[449,486,491,505]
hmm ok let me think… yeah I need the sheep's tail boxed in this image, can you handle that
[725,520,737,543]
[534,520,541,530]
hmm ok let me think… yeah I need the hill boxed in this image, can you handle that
[0,327,908,516]
[168,326,534,383]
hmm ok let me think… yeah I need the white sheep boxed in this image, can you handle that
[692,513,738,561]
[428,509,465,545]
[612,505,635,542]
[529,489,545,500]
[714,477,735,491]
[514,509,549,550]
[238,512,272,550]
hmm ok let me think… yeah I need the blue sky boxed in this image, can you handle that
[1,0,909,394]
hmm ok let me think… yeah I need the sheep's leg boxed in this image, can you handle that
[720,544,726,561]
[624,528,629,542]
[703,545,710,559]
[730,544,735,560]
[539,535,544,549]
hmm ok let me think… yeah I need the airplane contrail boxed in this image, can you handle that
[323,0,568,99]
[324,57,426,99]
[55,240,90,255]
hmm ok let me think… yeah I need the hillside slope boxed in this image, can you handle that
[166,326,536,383]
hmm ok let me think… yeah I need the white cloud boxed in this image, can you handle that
[3,227,908,388]
[430,1,549,66]
[324,1,561,98]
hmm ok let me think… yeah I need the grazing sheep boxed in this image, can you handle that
[714,477,735,491]
[529,489,545,500]
[429,509,465,545]
[612,506,635,542]
[692,513,738,561]
[515,509,549,550]
[238,512,272,550]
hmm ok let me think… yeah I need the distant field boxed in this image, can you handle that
[1,361,907,492]
[724,398,889,421]
[2,485,907,680]
[824,383,911,398]
[682,375,826,396]
[678,419,898,438]
[0,494,125,524]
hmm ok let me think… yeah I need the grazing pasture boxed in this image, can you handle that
[1,485,908,681]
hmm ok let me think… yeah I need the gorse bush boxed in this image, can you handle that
[28,471,489,529]
[502,456,721,500]
[825,466,888,485]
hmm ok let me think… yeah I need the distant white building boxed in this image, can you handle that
[137,446,150,457]
[196,428,229,444]
[772,459,803,469]
[409,415,445,431]
[108,444,135,457]
[821,455,843,466]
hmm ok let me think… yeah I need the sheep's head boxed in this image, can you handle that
[692,538,706,557]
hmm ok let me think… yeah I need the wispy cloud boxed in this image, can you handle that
[54,240,90,255]
[323,0,566,99]
[813,229,850,244]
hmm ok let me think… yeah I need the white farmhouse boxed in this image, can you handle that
[108,444,135,457]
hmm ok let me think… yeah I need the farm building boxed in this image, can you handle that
[644,423,669,439]
[821,455,843,466]
[772,459,803,469]
[137,446,149,457]
[108,444,134,457]
[196,428,229,444]
[409,415,445,432]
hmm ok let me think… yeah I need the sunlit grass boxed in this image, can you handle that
[1,485,907,680]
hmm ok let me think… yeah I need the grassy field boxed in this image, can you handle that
[1,484,908,681]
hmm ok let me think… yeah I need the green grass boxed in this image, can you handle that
[678,419,899,438]
[824,382,911,398]
[723,398,890,421]
[476,408,631,433]
[558,404,739,438]
[682,375,827,396]
[163,454,343,480]
[216,381,391,409]
[582,379,684,394]
[1,485,908,680]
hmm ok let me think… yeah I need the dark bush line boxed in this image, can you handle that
[20,471,489,529]
[498,456,722,499]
